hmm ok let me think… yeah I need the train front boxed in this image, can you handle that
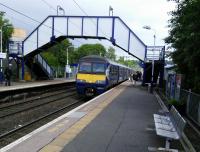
[76,57,108,97]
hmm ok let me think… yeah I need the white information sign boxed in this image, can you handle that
[65,65,71,73]
[0,53,6,59]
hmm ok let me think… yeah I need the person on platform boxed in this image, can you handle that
[4,64,12,86]
[132,72,137,85]
[0,70,4,85]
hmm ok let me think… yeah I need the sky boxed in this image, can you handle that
[0,0,176,59]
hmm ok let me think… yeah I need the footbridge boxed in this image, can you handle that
[17,15,164,85]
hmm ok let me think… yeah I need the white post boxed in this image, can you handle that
[151,33,156,92]
[67,47,68,65]
[57,5,59,15]
[0,26,2,72]
[109,6,113,16]
[0,11,5,72]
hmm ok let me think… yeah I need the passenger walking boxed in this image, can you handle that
[132,73,137,85]
[136,71,142,81]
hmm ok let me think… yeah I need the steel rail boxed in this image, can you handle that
[0,87,76,110]
[0,99,82,139]
[0,91,77,119]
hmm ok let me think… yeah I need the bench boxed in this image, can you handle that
[153,105,186,150]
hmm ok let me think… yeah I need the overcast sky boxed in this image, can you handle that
[0,0,176,59]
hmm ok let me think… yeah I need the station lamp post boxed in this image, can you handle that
[0,11,6,72]
[57,5,65,15]
[65,45,74,78]
[66,45,74,65]
[109,6,113,16]
[143,25,156,93]
[0,26,3,72]
[0,25,10,72]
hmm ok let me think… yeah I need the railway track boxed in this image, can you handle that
[0,84,87,148]
[0,88,76,118]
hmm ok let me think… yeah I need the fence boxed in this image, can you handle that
[185,90,200,126]
[165,74,200,126]
[166,82,200,126]
[52,66,77,79]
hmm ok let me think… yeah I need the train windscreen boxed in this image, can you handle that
[79,62,92,73]
[79,62,105,74]
[92,63,105,73]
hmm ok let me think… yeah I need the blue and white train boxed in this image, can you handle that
[76,55,133,96]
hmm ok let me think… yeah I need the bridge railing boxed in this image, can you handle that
[23,17,53,56]
[23,16,146,61]
[35,54,54,79]
[146,46,165,61]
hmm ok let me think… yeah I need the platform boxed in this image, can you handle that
[1,81,183,152]
[0,78,75,93]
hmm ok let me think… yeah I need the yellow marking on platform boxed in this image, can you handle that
[56,123,64,127]
[70,123,86,130]
[47,127,59,133]
[59,131,76,140]
[97,102,110,108]
[39,144,62,152]
[40,82,128,152]
[76,117,92,124]
[50,138,69,147]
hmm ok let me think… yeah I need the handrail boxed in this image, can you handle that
[35,54,54,78]
[23,16,50,43]
[22,15,147,61]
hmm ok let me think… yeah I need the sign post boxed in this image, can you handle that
[0,52,6,59]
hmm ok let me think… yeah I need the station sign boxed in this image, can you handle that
[0,52,6,59]
[65,65,72,73]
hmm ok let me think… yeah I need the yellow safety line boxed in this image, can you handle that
[39,82,128,152]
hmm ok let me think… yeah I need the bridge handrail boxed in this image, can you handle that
[23,16,50,44]
[22,16,147,60]
[35,54,54,78]
[117,17,146,47]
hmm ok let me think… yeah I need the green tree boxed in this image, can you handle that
[165,0,200,92]
[42,39,72,67]
[0,12,13,51]
[42,42,106,67]
[117,56,125,65]
[106,46,116,61]
[117,56,138,69]
[74,43,106,62]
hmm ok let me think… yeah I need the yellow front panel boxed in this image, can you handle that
[77,73,106,83]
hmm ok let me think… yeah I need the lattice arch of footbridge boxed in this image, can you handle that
[22,15,147,61]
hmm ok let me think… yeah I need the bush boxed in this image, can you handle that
[168,99,186,115]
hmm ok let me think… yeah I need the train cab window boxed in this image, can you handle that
[110,66,114,74]
[93,63,105,73]
[79,62,92,73]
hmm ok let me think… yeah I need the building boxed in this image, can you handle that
[9,28,26,55]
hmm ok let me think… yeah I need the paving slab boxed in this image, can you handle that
[61,83,172,152]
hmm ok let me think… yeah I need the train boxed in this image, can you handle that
[76,55,133,96]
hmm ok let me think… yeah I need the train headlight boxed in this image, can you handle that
[95,80,106,84]
[76,79,86,83]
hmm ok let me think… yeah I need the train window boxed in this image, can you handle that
[93,63,105,73]
[110,66,113,73]
[79,62,92,73]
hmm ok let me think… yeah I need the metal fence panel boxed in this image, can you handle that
[187,91,200,126]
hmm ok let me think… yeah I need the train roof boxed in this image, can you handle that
[79,55,132,70]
